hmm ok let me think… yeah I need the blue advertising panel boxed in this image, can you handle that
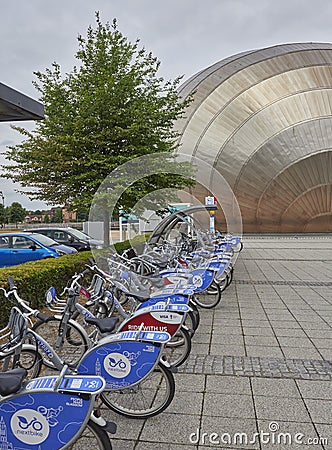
[137,294,190,309]
[189,268,214,291]
[0,391,90,449]
[208,260,227,278]
[25,375,105,394]
[77,340,162,390]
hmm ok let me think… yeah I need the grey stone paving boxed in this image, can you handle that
[178,355,332,380]
[235,280,332,286]
[104,237,332,450]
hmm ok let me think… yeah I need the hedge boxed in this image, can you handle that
[0,251,93,324]
[0,233,150,324]
[113,233,149,255]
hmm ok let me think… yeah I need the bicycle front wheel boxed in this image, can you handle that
[68,420,112,449]
[32,317,89,369]
[184,302,200,333]
[101,362,175,419]
[194,280,222,309]
[162,326,191,367]
[215,272,229,292]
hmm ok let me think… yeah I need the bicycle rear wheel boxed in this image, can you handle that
[162,326,191,367]
[68,420,112,449]
[185,301,200,332]
[32,317,89,369]
[101,362,175,419]
[0,345,42,379]
[194,280,222,309]
[227,266,234,286]
[17,345,43,378]
[215,271,229,292]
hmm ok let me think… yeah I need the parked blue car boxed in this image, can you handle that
[0,232,77,268]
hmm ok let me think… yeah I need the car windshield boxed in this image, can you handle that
[67,228,91,240]
[26,233,59,247]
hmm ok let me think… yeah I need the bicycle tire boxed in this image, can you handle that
[188,301,200,331]
[68,419,112,449]
[32,317,89,369]
[215,273,229,292]
[100,361,175,419]
[162,326,191,367]
[233,241,243,253]
[0,345,42,379]
[183,309,199,335]
[227,266,234,286]
[194,280,222,309]
[18,345,43,378]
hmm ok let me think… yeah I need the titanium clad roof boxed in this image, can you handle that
[176,43,332,232]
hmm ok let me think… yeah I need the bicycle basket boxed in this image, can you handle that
[45,286,66,313]
[86,274,106,298]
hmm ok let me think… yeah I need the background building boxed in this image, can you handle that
[176,43,332,233]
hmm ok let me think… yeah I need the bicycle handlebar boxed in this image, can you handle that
[81,268,91,277]
[3,277,43,319]
[58,267,92,296]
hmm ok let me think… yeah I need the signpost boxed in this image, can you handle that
[205,196,216,233]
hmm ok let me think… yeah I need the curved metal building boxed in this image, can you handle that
[176,43,332,232]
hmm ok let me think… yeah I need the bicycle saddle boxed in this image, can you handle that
[0,367,27,396]
[85,316,120,333]
[125,291,151,303]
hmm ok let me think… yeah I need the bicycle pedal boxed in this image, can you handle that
[103,421,117,434]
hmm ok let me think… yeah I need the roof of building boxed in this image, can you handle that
[176,42,332,232]
[0,82,44,122]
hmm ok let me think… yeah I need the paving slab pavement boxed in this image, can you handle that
[103,237,332,450]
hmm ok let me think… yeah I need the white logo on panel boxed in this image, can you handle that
[104,352,131,378]
[11,409,50,445]
[192,275,203,287]
[151,312,182,324]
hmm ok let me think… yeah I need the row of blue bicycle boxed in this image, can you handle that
[0,220,242,449]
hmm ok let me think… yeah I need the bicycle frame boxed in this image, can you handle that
[26,327,65,371]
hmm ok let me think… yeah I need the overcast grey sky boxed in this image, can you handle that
[1,0,332,210]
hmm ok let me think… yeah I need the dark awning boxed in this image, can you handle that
[0,82,44,122]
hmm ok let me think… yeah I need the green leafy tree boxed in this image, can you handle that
[51,208,63,223]
[76,208,88,222]
[43,214,50,223]
[4,207,10,225]
[4,13,194,244]
[8,202,26,227]
[0,204,5,227]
